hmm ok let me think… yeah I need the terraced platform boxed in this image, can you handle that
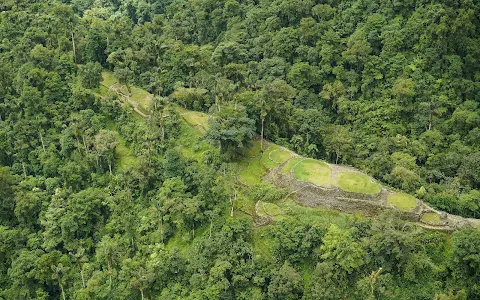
[261,145,479,231]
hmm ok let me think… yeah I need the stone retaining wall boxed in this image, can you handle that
[264,162,478,231]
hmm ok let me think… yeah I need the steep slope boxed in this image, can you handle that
[101,71,479,232]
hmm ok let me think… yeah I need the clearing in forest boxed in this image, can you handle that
[180,111,209,134]
[387,193,417,211]
[257,201,282,217]
[293,159,333,187]
[337,172,381,194]
[282,157,304,174]
[101,72,153,115]
[262,145,292,169]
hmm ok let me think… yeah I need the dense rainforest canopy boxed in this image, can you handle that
[1,0,480,299]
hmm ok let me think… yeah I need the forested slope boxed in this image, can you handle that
[1,0,480,299]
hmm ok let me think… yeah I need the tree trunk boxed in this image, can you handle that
[39,131,46,153]
[82,135,87,152]
[159,213,164,243]
[108,260,112,286]
[160,112,165,143]
[335,152,339,164]
[140,288,144,300]
[22,162,27,179]
[60,283,66,300]
[209,219,213,239]
[260,117,264,152]
[71,32,76,64]
[81,269,86,288]
[428,112,432,131]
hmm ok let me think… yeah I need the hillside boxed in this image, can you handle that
[101,70,479,232]
[2,0,480,299]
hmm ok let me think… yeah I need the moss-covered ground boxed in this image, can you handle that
[337,172,381,194]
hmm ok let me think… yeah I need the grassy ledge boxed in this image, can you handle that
[422,212,441,223]
[387,193,417,211]
[337,172,381,194]
[282,157,304,174]
[293,159,333,187]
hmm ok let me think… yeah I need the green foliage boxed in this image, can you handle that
[79,62,103,89]
[205,103,255,158]
[1,0,480,299]
[451,228,480,297]
[320,224,367,274]
[268,261,303,300]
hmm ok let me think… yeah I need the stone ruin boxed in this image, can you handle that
[264,159,479,232]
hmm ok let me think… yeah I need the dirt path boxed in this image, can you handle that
[105,84,149,118]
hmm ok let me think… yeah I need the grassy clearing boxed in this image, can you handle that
[177,121,213,162]
[293,159,333,187]
[181,111,209,135]
[257,202,282,216]
[101,72,153,111]
[263,202,282,215]
[182,111,209,126]
[241,139,264,157]
[387,193,417,211]
[239,157,267,186]
[278,197,353,226]
[269,148,293,164]
[422,212,441,223]
[262,145,282,169]
[282,157,304,174]
[115,142,136,170]
[337,172,381,194]
[252,226,276,262]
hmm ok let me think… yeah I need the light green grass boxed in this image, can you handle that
[262,145,281,169]
[182,111,209,126]
[387,193,417,211]
[269,149,293,164]
[101,71,116,86]
[101,71,153,112]
[177,121,214,162]
[115,143,136,170]
[337,172,381,194]
[239,157,267,186]
[277,197,352,225]
[282,157,304,174]
[241,138,264,157]
[293,159,333,187]
[261,202,282,216]
[422,212,441,223]
[252,226,276,262]
[181,111,209,134]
